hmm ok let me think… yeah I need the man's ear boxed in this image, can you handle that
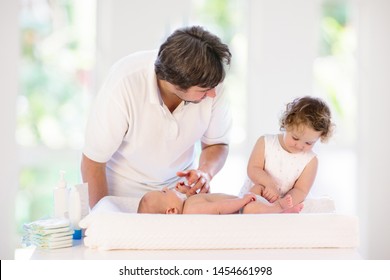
[166,207,178,214]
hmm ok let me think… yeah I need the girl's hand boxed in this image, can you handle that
[262,185,280,203]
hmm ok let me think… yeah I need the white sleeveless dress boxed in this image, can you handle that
[239,134,316,197]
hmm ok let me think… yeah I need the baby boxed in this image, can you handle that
[137,182,303,214]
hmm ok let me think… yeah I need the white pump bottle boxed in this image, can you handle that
[53,170,69,219]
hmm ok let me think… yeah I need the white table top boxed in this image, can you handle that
[28,239,361,260]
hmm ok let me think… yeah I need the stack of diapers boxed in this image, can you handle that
[79,196,359,251]
[23,218,74,249]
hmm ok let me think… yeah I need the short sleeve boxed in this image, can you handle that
[201,84,232,145]
[83,79,130,163]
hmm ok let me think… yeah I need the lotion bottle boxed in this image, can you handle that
[68,183,89,239]
[53,170,69,219]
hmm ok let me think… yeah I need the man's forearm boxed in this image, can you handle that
[198,143,229,179]
[81,154,108,208]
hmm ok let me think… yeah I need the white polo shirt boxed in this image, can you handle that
[83,50,232,198]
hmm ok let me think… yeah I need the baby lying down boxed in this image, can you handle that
[137,182,303,214]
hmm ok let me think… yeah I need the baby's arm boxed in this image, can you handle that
[175,182,193,197]
[186,193,256,214]
[285,157,318,205]
[247,136,280,202]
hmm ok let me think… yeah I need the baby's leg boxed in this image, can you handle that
[250,184,279,203]
[249,184,264,196]
[242,200,284,214]
[242,196,303,214]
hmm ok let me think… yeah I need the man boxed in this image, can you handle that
[81,26,232,208]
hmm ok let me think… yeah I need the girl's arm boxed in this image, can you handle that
[285,157,318,205]
[247,136,279,202]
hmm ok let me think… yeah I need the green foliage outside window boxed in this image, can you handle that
[316,0,356,141]
[16,0,95,235]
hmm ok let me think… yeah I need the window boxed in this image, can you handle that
[315,0,356,146]
[16,0,96,234]
[313,0,357,214]
[191,0,248,194]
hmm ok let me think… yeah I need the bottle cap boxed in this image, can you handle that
[57,170,67,189]
[72,229,82,240]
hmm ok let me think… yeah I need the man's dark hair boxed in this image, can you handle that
[155,26,231,90]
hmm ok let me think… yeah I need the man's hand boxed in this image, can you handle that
[176,169,211,195]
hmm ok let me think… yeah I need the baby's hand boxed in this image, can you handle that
[175,182,192,196]
[243,192,257,204]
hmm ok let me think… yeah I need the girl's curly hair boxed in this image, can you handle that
[280,96,334,142]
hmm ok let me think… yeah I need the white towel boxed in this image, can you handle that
[79,197,359,251]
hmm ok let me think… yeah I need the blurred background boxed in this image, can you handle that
[1,0,389,259]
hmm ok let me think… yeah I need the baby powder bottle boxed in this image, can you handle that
[53,170,69,219]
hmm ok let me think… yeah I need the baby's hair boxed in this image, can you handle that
[280,96,334,142]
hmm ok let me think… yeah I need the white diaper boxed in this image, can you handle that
[22,217,74,249]
[254,194,272,205]
[238,178,253,197]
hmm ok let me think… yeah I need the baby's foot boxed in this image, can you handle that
[282,203,304,213]
[278,194,293,210]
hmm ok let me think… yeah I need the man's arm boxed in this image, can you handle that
[177,143,229,194]
[81,153,108,208]
[199,142,229,180]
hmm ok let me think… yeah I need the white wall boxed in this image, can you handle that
[247,0,319,150]
[357,0,390,259]
[96,0,191,89]
[246,0,390,259]
[0,1,19,259]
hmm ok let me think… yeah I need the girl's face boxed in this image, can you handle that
[282,125,322,153]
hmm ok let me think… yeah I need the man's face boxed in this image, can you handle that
[168,83,217,104]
